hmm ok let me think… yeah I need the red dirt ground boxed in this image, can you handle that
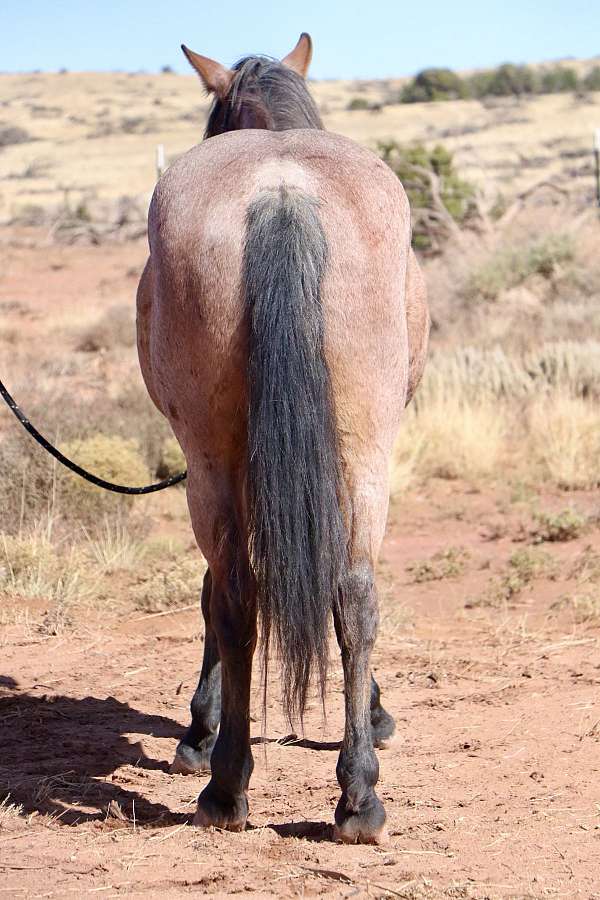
[2,483,600,899]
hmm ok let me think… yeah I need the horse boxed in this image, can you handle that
[136,33,429,844]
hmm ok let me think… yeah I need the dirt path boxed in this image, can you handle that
[1,487,600,898]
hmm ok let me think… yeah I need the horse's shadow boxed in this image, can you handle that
[0,676,340,837]
[0,676,188,827]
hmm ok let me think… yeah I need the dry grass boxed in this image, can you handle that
[0,794,26,827]
[554,591,600,623]
[390,336,600,491]
[394,395,506,483]
[84,518,146,573]
[406,546,469,583]
[75,305,136,353]
[131,543,206,613]
[0,527,88,605]
[529,393,600,489]
[464,233,575,302]
[467,547,558,609]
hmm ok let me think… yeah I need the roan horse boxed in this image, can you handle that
[137,33,429,844]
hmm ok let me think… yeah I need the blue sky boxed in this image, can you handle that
[2,1,599,79]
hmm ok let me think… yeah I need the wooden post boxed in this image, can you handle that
[594,129,600,208]
[156,143,166,180]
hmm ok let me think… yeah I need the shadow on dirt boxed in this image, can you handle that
[0,680,343,836]
[0,684,188,827]
[264,820,335,842]
[252,734,342,752]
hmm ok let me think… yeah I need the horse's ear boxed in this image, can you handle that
[281,33,313,78]
[181,45,235,99]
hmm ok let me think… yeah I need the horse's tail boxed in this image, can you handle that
[244,185,348,725]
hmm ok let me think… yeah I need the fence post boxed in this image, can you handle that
[156,143,166,180]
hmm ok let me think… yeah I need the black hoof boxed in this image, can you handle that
[194,782,249,832]
[170,740,213,775]
[371,705,396,749]
[334,793,387,845]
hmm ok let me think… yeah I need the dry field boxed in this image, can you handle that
[1,64,600,221]
[1,66,600,897]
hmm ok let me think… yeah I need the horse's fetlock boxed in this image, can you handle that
[337,746,379,795]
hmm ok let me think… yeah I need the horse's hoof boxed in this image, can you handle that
[373,730,401,750]
[170,742,212,775]
[193,783,248,832]
[371,707,396,750]
[333,821,388,845]
[334,795,387,845]
[193,807,246,832]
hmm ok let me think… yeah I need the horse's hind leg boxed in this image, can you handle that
[333,471,392,845]
[333,616,395,750]
[194,551,256,831]
[334,563,386,844]
[171,570,221,775]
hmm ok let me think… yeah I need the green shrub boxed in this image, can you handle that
[347,96,370,111]
[401,68,468,103]
[508,547,558,581]
[583,66,600,91]
[539,66,578,93]
[469,63,537,98]
[377,141,475,252]
[399,62,581,104]
[530,509,587,543]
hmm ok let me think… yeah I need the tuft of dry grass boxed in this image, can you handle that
[406,546,469,583]
[529,393,600,489]
[75,305,136,353]
[569,545,600,584]
[84,518,146,573]
[467,546,557,609]
[390,340,600,493]
[394,395,506,483]
[553,591,600,623]
[0,528,88,605]
[508,546,558,581]
[0,794,26,826]
[131,543,206,613]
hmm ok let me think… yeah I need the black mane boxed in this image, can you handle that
[204,56,323,138]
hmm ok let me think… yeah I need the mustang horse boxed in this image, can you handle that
[136,33,429,844]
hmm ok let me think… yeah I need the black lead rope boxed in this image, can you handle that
[0,377,187,495]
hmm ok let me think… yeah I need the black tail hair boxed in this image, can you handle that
[244,185,348,724]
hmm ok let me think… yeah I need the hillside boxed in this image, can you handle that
[1,66,600,225]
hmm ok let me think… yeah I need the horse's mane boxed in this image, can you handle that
[204,55,323,138]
